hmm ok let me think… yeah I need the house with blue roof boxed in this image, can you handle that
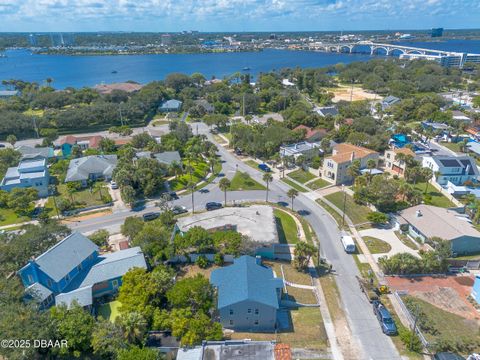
[0,159,50,197]
[210,256,283,332]
[18,232,147,310]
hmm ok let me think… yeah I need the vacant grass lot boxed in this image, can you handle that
[413,182,455,208]
[0,208,30,227]
[281,178,309,192]
[229,171,265,191]
[273,209,299,244]
[287,169,316,184]
[441,142,462,153]
[404,295,480,351]
[324,191,371,225]
[45,182,109,215]
[307,178,330,190]
[363,236,392,254]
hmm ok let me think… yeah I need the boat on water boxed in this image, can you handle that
[242,67,251,71]
[111,70,118,74]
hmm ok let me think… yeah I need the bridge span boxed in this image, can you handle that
[305,41,480,67]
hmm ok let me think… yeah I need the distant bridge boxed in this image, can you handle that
[307,41,456,56]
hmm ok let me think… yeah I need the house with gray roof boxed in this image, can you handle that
[0,158,50,197]
[65,155,117,186]
[16,145,55,161]
[422,155,479,186]
[18,232,147,309]
[193,99,214,113]
[210,256,283,332]
[382,95,401,110]
[159,99,183,112]
[153,151,182,166]
[393,205,480,255]
[279,141,321,160]
[315,106,339,117]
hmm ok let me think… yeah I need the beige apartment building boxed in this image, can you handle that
[321,143,379,185]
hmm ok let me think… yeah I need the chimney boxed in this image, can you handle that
[466,164,470,175]
[350,152,355,161]
[255,256,262,265]
[415,210,422,217]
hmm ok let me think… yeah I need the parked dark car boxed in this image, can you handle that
[433,353,465,360]
[142,212,160,221]
[372,300,397,335]
[205,202,223,211]
[199,188,210,193]
[172,205,188,215]
[0,144,5,148]
[258,163,271,172]
[168,191,179,200]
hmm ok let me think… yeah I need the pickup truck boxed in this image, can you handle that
[372,300,397,335]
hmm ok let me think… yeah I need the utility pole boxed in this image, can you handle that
[32,117,39,138]
[341,185,347,227]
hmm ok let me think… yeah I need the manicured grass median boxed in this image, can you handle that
[229,171,265,191]
[274,209,299,244]
[363,236,392,254]
[287,169,316,184]
[324,191,371,225]
[307,178,330,190]
[281,178,308,192]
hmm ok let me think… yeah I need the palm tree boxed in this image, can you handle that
[93,181,104,201]
[347,159,361,184]
[169,161,183,179]
[398,181,413,202]
[208,155,218,175]
[366,159,376,183]
[422,167,433,194]
[119,312,147,345]
[287,188,299,211]
[263,172,273,202]
[188,180,196,214]
[219,178,231,207]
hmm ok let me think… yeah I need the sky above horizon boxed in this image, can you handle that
[0,0,479,32]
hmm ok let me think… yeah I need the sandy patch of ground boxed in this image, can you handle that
[386,275,478,320]
[329,85,382,102]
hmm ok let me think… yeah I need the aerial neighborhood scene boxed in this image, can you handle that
[2,2,480,360]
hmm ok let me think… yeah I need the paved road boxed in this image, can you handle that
[67,122,400,360]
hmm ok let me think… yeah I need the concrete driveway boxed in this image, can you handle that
[358,228,420,261]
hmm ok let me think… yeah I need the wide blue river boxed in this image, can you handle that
[1,39,479,89]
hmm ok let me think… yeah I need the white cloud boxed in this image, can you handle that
[0,0,478,30]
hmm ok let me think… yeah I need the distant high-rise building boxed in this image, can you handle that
[50,33,75,47]
[28,33,37,46]
[431,28,444,37]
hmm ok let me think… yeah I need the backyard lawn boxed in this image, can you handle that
[281,178,309,193]
[441,142,462,153]
[363,236,392,254]
[273,209,299,244]
[307,178,330,190]
[98,300,122,322]
[324,191,371,225]
[229,171,265,191]
[413,182,455,208]
[287,169,316,184]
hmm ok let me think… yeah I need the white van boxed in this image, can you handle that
[341,235,356,253]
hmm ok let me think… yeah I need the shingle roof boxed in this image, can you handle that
[30,232,98,282]
[383,95,400,105]
[16,145,53,160]
[316,106,339,117]
[397,205,480,241]
[210,256,283,309]
[26,282,52,302]
[160,99,182,109]
[55,286,93,308]
[65,155,117,182]
[153,151,181,166]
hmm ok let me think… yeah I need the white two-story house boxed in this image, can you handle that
[422,155,479,186]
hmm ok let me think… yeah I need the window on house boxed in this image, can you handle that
[254,320,259,325]
[77,263,83,271]
[65,274,70,282]
[47,278,53,288]
[229,320,234,325]
[254,309,259,315]
[247,309,252,313]
[88,254,94,260]
[112,279,119,288]
[229,309,233,315]
[27,274,33,284]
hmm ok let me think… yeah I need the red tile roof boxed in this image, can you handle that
[274,343,292,360]
[293,125,327,139]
